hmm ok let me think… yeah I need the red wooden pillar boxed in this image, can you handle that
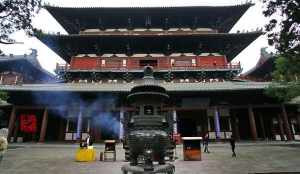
[248,105,258,140]
[7,106,17,141]
[277,114,285,141]
[281,104,292,141]
[39,108,48,143]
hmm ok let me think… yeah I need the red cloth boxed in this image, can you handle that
[20,114,37,133]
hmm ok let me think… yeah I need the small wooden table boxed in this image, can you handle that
[182,137,202,161]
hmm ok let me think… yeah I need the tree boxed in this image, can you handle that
[265,54,300,101]
[0,0,41,44]
[263,0,299,54]
[263,0,300,102]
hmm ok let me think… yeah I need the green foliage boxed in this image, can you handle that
[265,82,300,102]
[272,54,300,82]
[263,0,300,101]
[0,0,41,44]
[0,91,8,101]
[263,0,299,54]
[265,53,300,101]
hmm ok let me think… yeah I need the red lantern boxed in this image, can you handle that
[20,114,37,133]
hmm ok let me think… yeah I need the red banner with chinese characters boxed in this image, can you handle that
[20,114,37,133]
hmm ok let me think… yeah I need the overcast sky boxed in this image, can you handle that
[0,0,275,74]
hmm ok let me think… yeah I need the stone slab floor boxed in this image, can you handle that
[1,142,300,174]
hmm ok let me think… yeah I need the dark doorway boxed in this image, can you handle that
[0,108,9,129]
[46,110,65,141]
[236,109,251,140]
[179,117,197,136]
[177,110,207,137]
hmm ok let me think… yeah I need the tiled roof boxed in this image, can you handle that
[44,4,253,34]
[0,49,55,79]
[37,32,261,63]
[0,50,41,68]
[0,81,270,92]
[243,48,275,77]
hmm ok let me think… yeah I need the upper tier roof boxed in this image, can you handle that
[243,48,275,80]
[0,50,55,82]
[36,32,261,63]
[45,4,252,34]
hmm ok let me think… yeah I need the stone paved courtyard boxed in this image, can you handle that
[1,142,300,174]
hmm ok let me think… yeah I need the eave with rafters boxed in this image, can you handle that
[44,4,253,34]
[36,32,262,63]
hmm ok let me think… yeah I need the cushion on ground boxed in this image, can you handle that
[75,146,96,162]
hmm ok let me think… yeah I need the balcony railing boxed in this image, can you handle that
[56,63,241,72]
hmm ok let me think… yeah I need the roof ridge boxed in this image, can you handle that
[43,2,253,8]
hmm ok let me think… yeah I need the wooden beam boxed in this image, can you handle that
[15,105,66,110]
[230,104,281,109]
[13,104,282,113]
[162,104,281,111]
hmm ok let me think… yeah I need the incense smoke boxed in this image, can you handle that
[30,91,120,138]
